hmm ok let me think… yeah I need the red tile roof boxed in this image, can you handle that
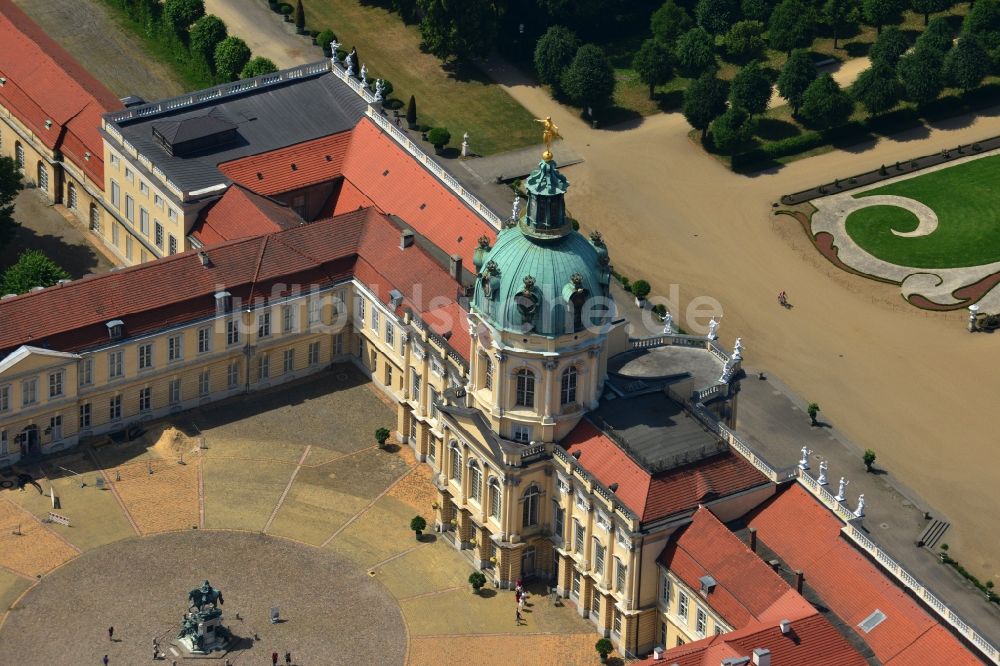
[331,177,376,216]
[0,207,461,356]
[342,119,495,267]
[190,185,305,246]
[218,131,353,196]
[660,507,814,629]
[649,611,869,666]
[422,301,471,362]
[561,421,769,523]
[747,484,981,665]
[0,0,121,186]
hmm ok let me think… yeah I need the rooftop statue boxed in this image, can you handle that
[534,116,562,161]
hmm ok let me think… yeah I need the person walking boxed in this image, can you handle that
[285,651,292,665]
[515,606,522,625]
[108,627,114,642]
[272,651,279,666]
[102,656,109,666]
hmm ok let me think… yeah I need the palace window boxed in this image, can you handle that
[109,351,123,379]
[511,423,531,443]
[48,370,63,398]
[282,305,295,333]
[111,180,120,208]
[227,361,240,389]
[138,343,153,370]
[15,143,25,170]
[167,334,183,362]
[90,204,101,234]
[67,182,77,209]
[308,341,320,366]
[574,519,584,553]
[79,403,91,429]
[678,592,689,622]
[168,235,177,255]
[696,608,707,636]
[594,539,605,575]
[384,363,392,387]
[257,311,271,338]
[613,609,622,636]
[450,443,462,482]
[560,366,577,405]
[125,236,133,262]
[514,368,534,407]
[660,576,670,606]
[553,501,564,539]
[592,591,601,617]
[37,162,48,192]
[79,358,93,386]
[139,208,149,235]
[227,320,240,346]
[468,460,482,503]
[308,296,323,325]
[138,387,151,412]
[154,194,163,209]
[283,349,295,374]
[198,371,210,397]
[21,378,37,406]
[169,378,181,405]
[109,395,122,421]
[371,308,379,332]
[125,194,134,223]
[489,478,502,519]
[139,180,149,197]
[1,430,7,456]
[522,484,540,528]
[483,355,493,390]
[198,327,211,354]
[154,222,164,250]
[385,323,394,347]
[0,385,9,412]
[257,354,270,380]
[615,558,627,594]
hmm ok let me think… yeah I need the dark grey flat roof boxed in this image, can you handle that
[609,346,724,390]
[109,72,367,193]
[591,392,724,473]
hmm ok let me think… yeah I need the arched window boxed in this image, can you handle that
[515,368,535,407]
[37,162,48,192]
[14,142,24,170]
[560,366,578,405]
[489,478,502,520]
[67,181,77,210]
[522,484,540,528]
[482,354,493,390]
[89,203,101,234]
[468,460,483,502]
[449,442,462,482]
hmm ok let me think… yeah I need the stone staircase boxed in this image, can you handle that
[918,518,951,550]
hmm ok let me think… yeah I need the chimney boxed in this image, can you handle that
[794,570,804,594]
[779,619,791,635]
[651,647,664,661]
[400,229,414,249]
[609,482,619,493]
[198,251,211,267]
[449,254,462,281]
[768,559,780,571]
[752,648,771,666]
[748,527,757,553]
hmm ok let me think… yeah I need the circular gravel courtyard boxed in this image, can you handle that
[0,530,407,665]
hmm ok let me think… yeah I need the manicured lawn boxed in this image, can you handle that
[301,0,536,155]
[846,155,1000,268]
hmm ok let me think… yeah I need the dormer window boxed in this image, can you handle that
[699,575,717,596]
[106,320,124,341]
[215,291,232,313]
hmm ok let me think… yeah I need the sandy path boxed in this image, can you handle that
[489,59,1000,580]
[203,0,315,68]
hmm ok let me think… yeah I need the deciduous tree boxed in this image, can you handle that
[862,0,904,33]
[729,60,773,116]
[214,36,251,81]
[294,0,306,33]
[241,56,278,78]
[799,73,854,128]
[683,73,729,137]
[722,20,767,61]
[911,0,952,25]
[710,105,756,153]
[742,0,776,23]
[189,15,227,74]
[0,156,22,253]
[534,25,580,93]
[417,0,497,62]
[777,48,817,113]
[822,0,861,49]
[869,26,910,67]
[696,0,740,34]
[946,35,990,89]
[560,44,616,109]
[898,47,944,103]
[0,250,69,295]
[769,0,817,53]
[851,62,901,114]
[163,0,205,35]
[674,27,718,77]
[633,39,674,99]
[651,0,694,44]
[916,16,955,53]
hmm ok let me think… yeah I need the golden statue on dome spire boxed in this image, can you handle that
[534,116,562,161]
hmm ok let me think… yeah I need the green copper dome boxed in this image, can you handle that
[472,159,612,337]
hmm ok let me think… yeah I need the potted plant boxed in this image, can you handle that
[469,571,487,594]
[375,427,391,449]
[427,127,451,155]
[806,402,820,426]
[595,638,613,664]
[631,279,651,307]
[863,448,876,472]
[410,515,426,540]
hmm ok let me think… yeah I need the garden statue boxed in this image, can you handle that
[835,477,849,502]
[854,493,865,518]
[359,63,367,83]
[344,51,355,77]
[177,580,231,655]
[511,193,521,223]
[374,78,385,103]
[329,39,341,64]
[817,460,828,486]
[798,446,811,470]
[969,304,979,332]
[662,311,673,335]
[461,132,470,157]
[732,337,743,362]
[534,116,562,160]
[707,318,718,340]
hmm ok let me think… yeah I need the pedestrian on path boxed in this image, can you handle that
[103,656,109,666]
[108,626,114,641]
[515,606,522,625]
[272,651,279,666]
[285,651,292,665]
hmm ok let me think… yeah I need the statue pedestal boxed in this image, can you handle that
[175,607,236,658]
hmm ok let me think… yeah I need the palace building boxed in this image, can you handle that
[0,16,986,662]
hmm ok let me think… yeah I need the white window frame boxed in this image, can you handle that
[198,327,211,354]
[109,394,122,421]
[283,349,295,374]
[227,361,240,389]
[257,311,271,338]
[167,334,183,362]
[79,403,91,429]
[79,358,93,386]
[169,378,181,405]
[48,370,64,398]
[198,370,210,397]
[282,305,295,333]
[308,341,320,365]
[109,350,123,379]
[138,386,151,412]
[138,343,153,370]
[21,378,37,406]
[227,319,240,346]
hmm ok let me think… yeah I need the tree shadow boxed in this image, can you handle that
[416,533,438,543]
[755,118,801,141]
[597,106,644,130]
[843,41,872,58]
[441,59,493,85]
[0,219,109,279]
[476,588,498,598]
[656,90,685,111]
[867,466,889,476]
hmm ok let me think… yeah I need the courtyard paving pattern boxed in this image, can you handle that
[0,367,611,664]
